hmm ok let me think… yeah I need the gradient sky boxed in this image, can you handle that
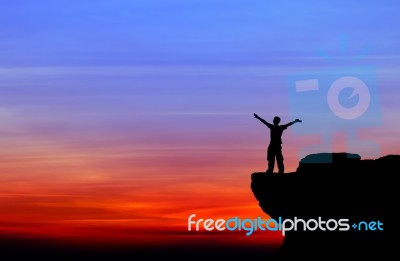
[0,0,399,249]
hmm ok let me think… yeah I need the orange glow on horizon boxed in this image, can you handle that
[0,118,395,249]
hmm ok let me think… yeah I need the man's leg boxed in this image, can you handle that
[266,145,275,173]
[276,146,284,174]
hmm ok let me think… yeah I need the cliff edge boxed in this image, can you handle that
[251,152,395,258]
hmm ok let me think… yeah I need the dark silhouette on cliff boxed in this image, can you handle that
[251,152,394,258]
[254,113,301,174]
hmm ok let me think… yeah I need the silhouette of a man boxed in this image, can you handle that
[254,113,302,174]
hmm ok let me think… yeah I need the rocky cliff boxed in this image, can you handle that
[251,152,395,258]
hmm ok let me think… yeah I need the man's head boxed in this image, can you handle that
[273,116,281,125]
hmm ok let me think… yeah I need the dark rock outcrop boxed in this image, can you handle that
[251,152,395,258]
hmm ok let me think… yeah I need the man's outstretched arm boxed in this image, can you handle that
[282,119,302,128]
[254,113,273,127]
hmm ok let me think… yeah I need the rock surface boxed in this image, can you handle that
[251,152,395,258]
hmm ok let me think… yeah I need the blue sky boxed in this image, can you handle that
[0,0,399,164]
[1,0,399,66]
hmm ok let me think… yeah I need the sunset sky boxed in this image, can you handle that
[0,0,399,251]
